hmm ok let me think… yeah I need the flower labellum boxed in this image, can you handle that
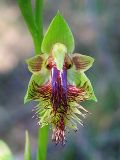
[25,13,97,145]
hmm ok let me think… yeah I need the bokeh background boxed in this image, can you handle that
[0,0,120,159]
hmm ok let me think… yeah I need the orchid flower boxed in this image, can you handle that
[24,13,97,145]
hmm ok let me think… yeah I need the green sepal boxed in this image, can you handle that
[80,72,97,101]
[24,70,50,103]
[67,69,97,102]
[72,53,94,72]
[41,12,74,54]
[24,131,31,160]
[0,140,13,160]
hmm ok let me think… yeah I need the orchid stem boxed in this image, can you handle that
[34,0,49,160]
[18,0,49,159]
[37,126,49,160]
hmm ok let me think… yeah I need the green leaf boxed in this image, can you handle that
[41,12,74,54]
[24,131,31,160]
[35,0,43,38]
[72,53,94,72]
[24,71,50,103]
[18,0,37,39]
[67,69,97,101]
[37,126,49,160]
[0,140,13,160]
[18,0,43,54]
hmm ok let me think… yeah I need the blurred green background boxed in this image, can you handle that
[0,0,120,160]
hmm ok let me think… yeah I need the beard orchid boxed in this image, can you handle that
[25,13,97,145]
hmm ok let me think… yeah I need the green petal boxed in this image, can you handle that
[0,140,13,160]
[72,53,94,72]
[26,54,48,73]
[67,68,97,102]
[41,12,74,54]
[24,69,50,103]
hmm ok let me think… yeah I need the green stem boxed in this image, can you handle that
[33,32,42,54]
[18,0,49,159]
[35,1,49,160]
[37,126,49,160]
